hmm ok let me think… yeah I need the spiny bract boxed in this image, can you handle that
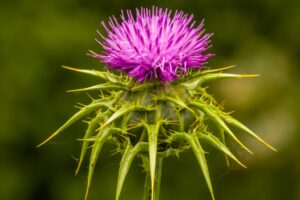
[38,6,276,200]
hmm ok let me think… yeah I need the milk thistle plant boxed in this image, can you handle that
[38,6,276,200]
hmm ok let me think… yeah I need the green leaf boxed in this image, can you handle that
[200,65,236,74]
[98,105,152,131]
[167,131,214,199]
[85,127,112,200]
[218,127,230,167]
[179,65,236,83]
[198,73,259,84]
[75,111,109,175]
[62,65,121,83]
[181,72,258,90]
[184,133,215,200]
[116,141,146,200]
[221,114,277,151]
[37,100,107,147]
[180,77,203,90]
[199,133,246,168]
[130,82,155,92]
[190,101,253,154]
[156,96,195,114]
[67,83,127,93]
[144,123,161,200]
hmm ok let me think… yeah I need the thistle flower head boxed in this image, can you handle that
[91,6,214,82]
[39,7,276,200]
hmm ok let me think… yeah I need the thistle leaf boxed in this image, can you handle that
[180,78,203,90]
[199,73,259,85]
[181,73,259,90]
[190,101,253,154]
[199,133,246,168]
[76,111,108,175]
[144,123,161,200]
[218,127,230,167]
[116,141,146,200]
[62,66,121,83]
[157,96,195,114]
[67,83,127,93]
[116,142,132,200]
[37,100,106,147]
[180,66,236,83]
[130,82,155,92]
[221,114,277,151]
[184,133,215,200]
[201,65,236,74]
[85,127,112,200]
[98,105,152,130]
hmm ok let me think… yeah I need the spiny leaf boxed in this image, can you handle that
[181,73,258,90]
[190,101,253,154]
[116,141,146,200]
[116,141,132,200]
[62,65,121,83]
[144,123,161,200]
[67,83,127,93]
[76,111,109,175]
[37,100,107,147]
[130,82,155,92]
[199,133,246,168]
[184,133,215,200]
[221,114,277,151]
[180,78,203,90]
[85,127,112,200]
[98,105,153,131]
[218,127,230,167]
[179,65,236,83]
[156,96,195,114]
[199,73,259,84]
[201,65,236,74]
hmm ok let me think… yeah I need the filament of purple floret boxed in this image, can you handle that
[91,6,214,83]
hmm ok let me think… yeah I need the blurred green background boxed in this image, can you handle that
[1,0,299,199]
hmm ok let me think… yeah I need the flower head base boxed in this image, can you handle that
[90,6,214,83]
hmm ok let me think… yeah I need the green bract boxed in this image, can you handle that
[38,66,276,200]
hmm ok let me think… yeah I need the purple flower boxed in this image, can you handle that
[90,6,214,83]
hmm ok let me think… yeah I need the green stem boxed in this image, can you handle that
[154,157,163,200]
[143,172,151,200]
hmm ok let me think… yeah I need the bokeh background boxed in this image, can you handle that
[1,0,299,200]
